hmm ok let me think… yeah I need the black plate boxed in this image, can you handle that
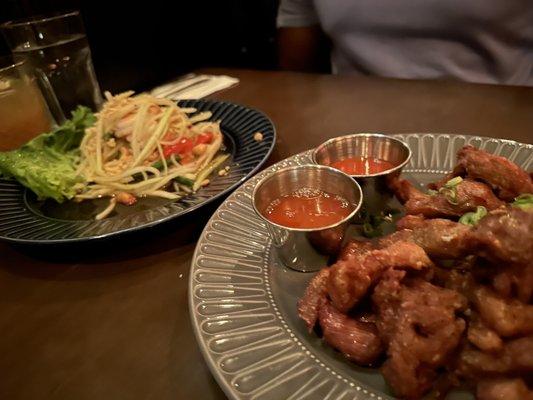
[0,100,276,244]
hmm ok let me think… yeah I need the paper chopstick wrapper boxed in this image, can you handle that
[151,74,239,100]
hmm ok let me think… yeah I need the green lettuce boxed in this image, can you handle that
[0,106,95,202]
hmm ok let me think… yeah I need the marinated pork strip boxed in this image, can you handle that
[405,219,472,259]
[454,145,533,201]
[296,164,533,399]
[339,216,473,264]
[297,268,329,332]
[469,207,533,266]
[471,285,533,337]
[318,301,383,365]
[369,269,407,343]
[372,271,467,399]
[397,207,533,265]
[385,216,473,259]
[476,378,533,400]
[327,241,432,313]
[388,176,504,218]
[395,214,426,230]
[492,263,533,304]
[434,268,476,299]
[467,315,504,353]
[336,239,375,262]
[456,336,533,379]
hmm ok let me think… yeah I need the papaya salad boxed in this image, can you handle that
[0,91,229,220]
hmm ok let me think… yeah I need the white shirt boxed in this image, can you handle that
[278,0,533,85]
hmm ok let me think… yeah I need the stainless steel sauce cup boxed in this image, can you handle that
[312,133,411,214]
[252,165,363,272]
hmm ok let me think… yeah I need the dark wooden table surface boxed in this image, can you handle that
[1,69,532,400]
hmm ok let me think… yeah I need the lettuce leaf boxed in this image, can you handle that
[0,106,95,202]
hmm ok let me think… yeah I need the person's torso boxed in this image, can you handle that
[314,0,533,85]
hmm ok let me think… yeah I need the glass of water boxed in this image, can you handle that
[1,11,103,123]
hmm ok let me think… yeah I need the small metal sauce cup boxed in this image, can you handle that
[312,133,411,214]
[252,165,363,272]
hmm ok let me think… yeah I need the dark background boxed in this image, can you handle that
[0,0,279,92]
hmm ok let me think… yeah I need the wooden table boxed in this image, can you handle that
[1,69,532,400]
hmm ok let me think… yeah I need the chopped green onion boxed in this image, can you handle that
[150,155,181,172]
[430,176,464,205]
[512,193,533,211]
[151,160,165,171]
[175,176,194,187]
[441,187,459,205]
[359,209,398,238]
[132,158,178,181]
[193,154,230,191]
[444,176,463,189]
[363,221,382,238]
[459,206,487,226]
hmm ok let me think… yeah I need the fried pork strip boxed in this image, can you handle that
[297,268,329,332]
[476,378,533,400]
[373,270,467,399]
[389,176,504,218]
[297,269,384,365]
[297,191,533,400]
[392,215,473,259]
[438,145,533,201]
[396,207,533,266]
[469,207,533,266]
[471,286,533,337]
[327,241,432,313]
[492,263,533,304]
[456,336,533,379]
[467,315,503,353]
[318,301,383,365]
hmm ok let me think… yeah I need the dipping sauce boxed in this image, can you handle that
[331,157,395,175]
[264,188,353,229]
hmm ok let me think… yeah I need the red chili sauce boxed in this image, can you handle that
[264,188,352,229]
[331,157,395,175]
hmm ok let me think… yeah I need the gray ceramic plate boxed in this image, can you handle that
[0,100,275,244]
[189,134,532,400]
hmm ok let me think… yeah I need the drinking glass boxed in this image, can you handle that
[1,11,103,123]
[0,57,55,151]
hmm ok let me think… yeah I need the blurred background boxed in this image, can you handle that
[0,0,279,93]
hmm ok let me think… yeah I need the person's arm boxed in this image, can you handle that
[278,26,330,72]
[276,0,331,73]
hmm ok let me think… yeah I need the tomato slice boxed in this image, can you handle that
[196,132,213,145]
[163,137,194,158]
